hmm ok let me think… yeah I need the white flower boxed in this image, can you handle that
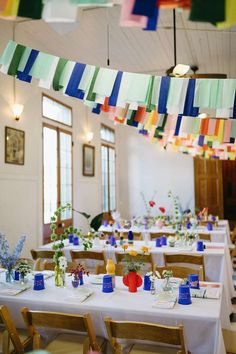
[58,256,67,270]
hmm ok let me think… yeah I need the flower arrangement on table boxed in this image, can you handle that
[162,269,173,292]
[15,259,31,283]
[122,249,145,292]
[0,233,26,282]
[70,263,89,288]
[168,191,183,227]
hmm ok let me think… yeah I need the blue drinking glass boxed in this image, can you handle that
[73,236,79,246]
[143,275,151,291]
[68,234,74,243]
[178,284,192,305]
[155,238,162,247]
[196,240,204,251]
[102,275,113,293]
[188,274,199,289]
[33,273,45,291]
[161,235,167,246]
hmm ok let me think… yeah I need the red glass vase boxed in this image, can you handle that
[123,271,143,292]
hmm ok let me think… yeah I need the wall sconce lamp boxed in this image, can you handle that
[86,131,94,144]
[12,103,24,121]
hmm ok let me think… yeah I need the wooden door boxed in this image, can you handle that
[222,161,236,221]
[194,158,224,218]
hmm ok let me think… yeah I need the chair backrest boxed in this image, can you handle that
[164,253,205,280]
[115,253,153,274]
[70,250,105,262]
[149,232,175,240]
[31,249,55,261]
[0,305,30,354]
[198,233,211,241]
[21,308,101,351]
[155,265,204,281]
[104,317,188,354]
[42,260,76,272]
[95,263,124,276]
[119,232,143,241]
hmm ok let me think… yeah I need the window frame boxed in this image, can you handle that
[42,94,73,128]
[101,124,116,213]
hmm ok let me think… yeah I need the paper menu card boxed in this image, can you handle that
[0,282,31,296]
[152,293,177,309]
[65,287,93,303]
[190,288,220,299]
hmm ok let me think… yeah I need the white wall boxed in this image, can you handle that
[0,20,195,258]
[116,125,195,219]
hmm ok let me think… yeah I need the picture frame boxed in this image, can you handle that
[5,126,25,165]
[83,144,95,177]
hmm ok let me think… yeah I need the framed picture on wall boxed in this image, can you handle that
[83,144,95,177]
[5,126,25,165]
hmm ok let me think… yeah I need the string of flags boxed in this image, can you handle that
[0,40,236,160]
[0,0,235,30]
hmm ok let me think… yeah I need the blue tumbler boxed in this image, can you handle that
[102,275,113,293]
[196,240,204,252]
[73,236,79,246]
[68,234,74,243]
[155,238,162,247]
[188,274,200,289]
[143,275,151,291]
[33,273,45,291]
[178,284,192,305]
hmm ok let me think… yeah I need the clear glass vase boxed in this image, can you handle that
[150,281,156,295]
[162,277,172,292]
[5,269,14,283]
[54,266,65,287]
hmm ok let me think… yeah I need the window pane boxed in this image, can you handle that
[100,125,115,143]
[60,132,72,220]
[43,127,57,224]
[43,96,72,126]
[101,144,116,213]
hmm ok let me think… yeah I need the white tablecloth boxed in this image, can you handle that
[0,274,227,354]
[40,240,235,323]
[99,219,232,245]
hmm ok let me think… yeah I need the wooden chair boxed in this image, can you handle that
[95,263,124,276]
[41,260,76,272]
[31,249,56,261]
[21,307,106,354]
[70,250,106,264]
[198,233,211,242]
[115,253,153,274]
[199,220,218,227]
[149,232,175,240]
[119,232,143,241]
[0,305,31,354]
[163,254,206,281]
[104,317,190,354]
[155,265,204,281]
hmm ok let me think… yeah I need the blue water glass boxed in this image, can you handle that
[102,275,113,293]
[188,274,200,289]
[68,234,74,243]
[178,284,192,305]
[143,275,151,291]
[33,273,45,291]
[103,220,108,227]
[110,236,116,246]
[128,231,133,244]
[161,235,167,246]
[186,222,192,229]
[207,222,213,231]
[73,236,79,246]
[196,240,204,252]
[155,238,162,247]
[14,270,20,281]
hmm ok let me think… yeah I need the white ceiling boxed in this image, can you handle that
[1,7,236,78]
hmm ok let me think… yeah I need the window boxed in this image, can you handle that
[43,125,72,225]
[42,95,72,126]
[101,125,116,212]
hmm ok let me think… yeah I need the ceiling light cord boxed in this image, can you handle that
[173,9,177,67]
[106,8,110,67]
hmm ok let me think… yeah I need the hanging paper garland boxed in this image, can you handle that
[0,40,236,160]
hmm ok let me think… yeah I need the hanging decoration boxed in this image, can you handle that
[0,40,236,160]
[0,0,235,30]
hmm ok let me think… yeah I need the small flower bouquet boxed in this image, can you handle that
[122,250,144,274]
[162,269,173,278]
[15,259,31,283]
[70,263,89,287]
[0,233,26,282]
[146,271,161,294]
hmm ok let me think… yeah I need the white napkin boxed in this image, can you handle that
[0,282,31,296]
[152,293,177,309]
[65,287,93,303]
[190,288,220,299]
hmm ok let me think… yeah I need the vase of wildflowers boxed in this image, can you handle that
[70,264,89,288]
[162,270,173,292]
[15,259,31,284]
[0,234,26,283]
[122,250,144,292]
[55,256,67,287]
[146,271,161,295]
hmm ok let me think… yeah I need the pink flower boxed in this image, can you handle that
[149,201,156,207]
[159,207,166,214]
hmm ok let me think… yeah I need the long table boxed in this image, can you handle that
[40,240,235,322]
[0,274,227,354]
[99,219,232,245]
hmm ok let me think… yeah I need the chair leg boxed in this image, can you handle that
[2,330,10,354]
